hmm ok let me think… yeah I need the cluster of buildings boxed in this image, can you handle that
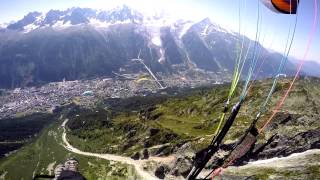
[0,72,228,119]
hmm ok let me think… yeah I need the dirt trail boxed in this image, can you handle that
[61,119,175,180]
[245,149,320,168]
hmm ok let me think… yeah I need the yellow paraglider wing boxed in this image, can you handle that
[136,77,151,83]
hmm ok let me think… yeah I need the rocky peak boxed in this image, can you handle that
[43,10,64,25]
[63,8,94,25]
[188,17,225,35]
[4,6,146,31]
[7,11,42,30]
[97,5,143,23]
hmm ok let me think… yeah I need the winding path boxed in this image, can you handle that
[61,119,175,180]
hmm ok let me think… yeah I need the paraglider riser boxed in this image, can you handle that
[186,102,242,180]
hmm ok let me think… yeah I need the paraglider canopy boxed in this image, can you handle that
[136,77,150,83]
[82,90,94,96]
[261,0,299,14]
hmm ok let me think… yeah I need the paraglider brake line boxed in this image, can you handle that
[186,101,242,180]
[210,0,318,178]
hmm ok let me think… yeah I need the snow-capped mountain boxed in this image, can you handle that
[2,5,226,34]
[0,5,296,88]
[4,5,157,33]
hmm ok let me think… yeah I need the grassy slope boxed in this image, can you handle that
[70,78,320,153]
[0,119,139,180]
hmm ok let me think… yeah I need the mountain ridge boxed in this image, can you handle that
[0,5,298,89]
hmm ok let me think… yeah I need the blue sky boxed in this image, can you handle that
[0,0,319,62]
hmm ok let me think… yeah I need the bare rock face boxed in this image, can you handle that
[257,129,320,159]
[169,155,193,177]
[154,164,170,179]
[138,107,157,121]
[142,148,149,159]
[149,128,160,136]
[131,152,140,160]
[152,145,174,156]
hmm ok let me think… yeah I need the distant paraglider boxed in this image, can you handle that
[131,49,166,89]
[135,77,151,83]
[81,90,94,96]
